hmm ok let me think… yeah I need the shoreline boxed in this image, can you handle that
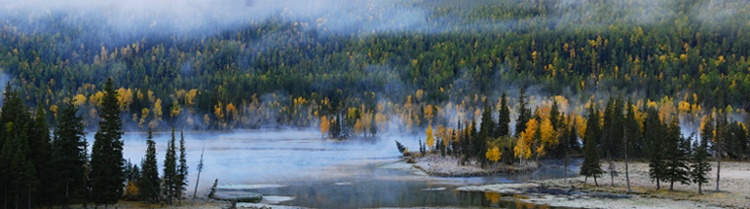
[407,153,541,177]
[459,161,750,209]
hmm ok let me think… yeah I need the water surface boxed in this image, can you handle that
[119,129,580,208]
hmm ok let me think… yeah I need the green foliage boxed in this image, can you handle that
[496,92,510,138]
[395,140,406,154]
[163,126,178,205]
[580,112,603,186]
[663,118,691,191]
[140,128,160,204]
[177,130,189,205]
[691,133,711,194]
[645,107,666,190]
[515,88,531,137]
[51,93,87,207]
[90,78,126,206]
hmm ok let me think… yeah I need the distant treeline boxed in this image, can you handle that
[0,0,749,132]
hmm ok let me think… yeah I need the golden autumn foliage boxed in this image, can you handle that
[425,124,435,151]
[139,108,149,128]
[320,115,330,136]
[116,87,133,111]
[123,180,139,200]
[74,94,87,107]
[486,147,502,162]
[538,118,557,157]
[515,119,537,161]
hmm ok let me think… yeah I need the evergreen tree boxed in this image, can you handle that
[177,129,189,205]
[140,128,160,206]
[0,83,28,152]
[549,99,561,131]
[583,104,601,154]
[1,122,38,209]
[624,99,643,159]
[580,120,603,186]
[664,117,691,191]
[515,88,531,137]
[29,105,53,208]
[497,92,510,138]
[90,78,126,207]
[51,94,87,208]
[645,107,665,190]
[601,98,624,159]
[163,126,178,205]
[691,133,711,194]
[478,101,493,167]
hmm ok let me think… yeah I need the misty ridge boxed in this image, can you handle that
[0,0,747,136]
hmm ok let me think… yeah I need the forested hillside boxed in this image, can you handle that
[0,0,748,131]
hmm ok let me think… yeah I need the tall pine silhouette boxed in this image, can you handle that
[90,78,126,207]
[140,128,160,206]
[51,93,88,209]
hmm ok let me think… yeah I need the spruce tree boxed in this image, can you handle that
[664,117,691,191]
[163,126,178,205]
[90,78,126,207]
[581,104,603,186]
[478,101,493,167]
[580,122,603,186]
[51,94,87,209]
[29,105,53,208]
[645,107,665,190]
[140,128,160,206]
[497,92,510,138]
[583,105,600,154]
[177,129,189,205]
[549,100,561,131]
[691,133,711,194]
[515,88,531,137]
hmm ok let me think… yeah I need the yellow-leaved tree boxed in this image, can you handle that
[320,115,330,138]
[537,118,557,159]
[515,119,537,164]
[425,124,435,152]
[486,147,502,163]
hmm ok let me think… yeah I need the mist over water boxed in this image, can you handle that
[118,129,579,208]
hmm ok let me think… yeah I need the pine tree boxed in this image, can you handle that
[478,101,494,167]
[0,84,30,208]
[29,105,53,208]
[583,104,600,155]
[163,126,178,205]
[580,121,603,186]
[623,99,641,192]
[90,78,126,207]
[177,129,189,205]
[140,128,160,206]
[645,107,665,190]
[515,88,531,137]
[497,92,511,138]
[664,117,691,191]
[549,100,561,131]
[51,94,87,209]
[691,133,711,194]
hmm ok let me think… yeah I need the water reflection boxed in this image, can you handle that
[119,129,579,208]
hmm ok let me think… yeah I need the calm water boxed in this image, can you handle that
[119,129,580,209]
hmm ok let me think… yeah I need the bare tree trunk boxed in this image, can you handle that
[656,177,660,190]
[624,129,631,192]
[716,154,721,192]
